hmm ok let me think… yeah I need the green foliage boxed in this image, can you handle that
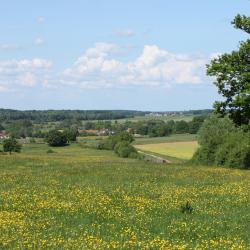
[188,116,205,134]
[0,109,146,122]
[207,14,250,126]
[7,120,33,138]
[214,131,250,169]
[46,130,68,147]
[232,14,250,34]
[114,141,138,158]
[98,131,134,150]
[180,201,193,214]
[0,123,4,131]
[3,138,22,154]
[175,120,189,134]
[192,115,250,169]
[64,128,79,142]
[98,131,138,158]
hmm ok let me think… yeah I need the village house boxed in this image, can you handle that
[0,131,10,140]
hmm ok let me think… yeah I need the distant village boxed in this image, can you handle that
[145,111,183,117]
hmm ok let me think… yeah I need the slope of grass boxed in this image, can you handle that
[0,144,249,249]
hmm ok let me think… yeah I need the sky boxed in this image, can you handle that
[0,0,249,111]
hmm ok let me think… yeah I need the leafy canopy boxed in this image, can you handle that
[207,14,250,126]
[3,138,22,154]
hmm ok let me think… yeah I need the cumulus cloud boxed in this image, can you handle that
[0,43,211,91]
[61,43,207,88]
[115,29,135,37]
[0,58,52,90]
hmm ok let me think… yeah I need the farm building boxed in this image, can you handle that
[0,131,10,139]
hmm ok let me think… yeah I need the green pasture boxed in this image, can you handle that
[135,141,199,160]
[134,133,197,145]
[0,143,249,249]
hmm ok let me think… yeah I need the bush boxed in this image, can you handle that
[97,131,138,159]
[46,130,68,147]
[3,138,22,154]
[64,128,78,142]
[215,131,250,169]
[192,115,250,169]
[114,141,138,158]
[97,131,134,150]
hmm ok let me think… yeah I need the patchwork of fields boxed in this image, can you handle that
[0,143,249,249]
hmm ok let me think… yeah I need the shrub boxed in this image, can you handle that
[192,115,250,169]
[97,131,138,159]
[64,128,78,142]
[46,130,68,147]
[98,131,134,150]
[192,115,236,165]
[215,131,250,169]
[114,141,138,158]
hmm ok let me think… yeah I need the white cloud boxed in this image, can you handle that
[0,58,52,90]
[0,43,211,91]
[115,29,135,37]
[61,43,207,88]
[35,37,45,46]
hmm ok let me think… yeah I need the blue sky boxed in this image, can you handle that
[0,0,249,111]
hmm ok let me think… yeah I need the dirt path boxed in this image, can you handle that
[138,150,171,164]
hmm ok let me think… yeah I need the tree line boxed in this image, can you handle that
[0,109,147,122]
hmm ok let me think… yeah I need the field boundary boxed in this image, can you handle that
[138,150,172,164]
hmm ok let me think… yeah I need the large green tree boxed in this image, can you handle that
[46,130,68,147]
[207,14,250,126]
[3,138,22,154]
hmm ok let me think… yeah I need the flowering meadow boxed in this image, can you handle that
[0,144,249,249]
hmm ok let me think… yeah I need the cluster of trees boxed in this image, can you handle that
[97,131,139,158]
[192,14,250,169]
[45,129,78,147]
[6,120,33,138]
[81,116,205,137]
[1,138,22,154]
[192,115,250,169]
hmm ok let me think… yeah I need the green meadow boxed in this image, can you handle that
[134,141,199,160]
[0,143,249,249]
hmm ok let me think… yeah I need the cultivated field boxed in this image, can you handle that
[0,143,249,249]
[135,141,199,160]
[134,134,197,145]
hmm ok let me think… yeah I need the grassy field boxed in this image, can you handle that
[0,143,249,249]
[135,141,199,160]
[134,134,197,145]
